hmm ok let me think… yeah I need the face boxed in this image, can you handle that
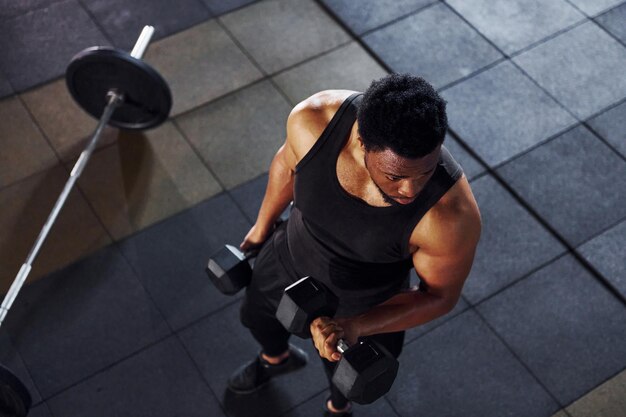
[364,146,441,205]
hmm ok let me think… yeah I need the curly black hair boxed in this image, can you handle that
[357,74,447,158]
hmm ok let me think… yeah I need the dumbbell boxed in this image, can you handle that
[206,245,258,295]
[207,207,292,295]
[276,276,399,404]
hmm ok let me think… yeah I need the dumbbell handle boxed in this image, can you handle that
[336,339,349,354]
[224,244,259,261]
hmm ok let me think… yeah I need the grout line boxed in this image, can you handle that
[383,395,404,417]
[75,0,116,47]
[437,56,508,92]
[505,18,588,58]
[171,331,230,417]
[561,365,626,410]
[13,95,118,245]
[213,16,296,108]
[402,303,472,348]
[169,118,227,193]
[470,252,570,308]
[167,117,259,235]
[357,0,441,37]
[3,332,46,411]
[443,0,626,167]
[277,387,328,416]
[472,308,567,409]
[37,332,173,401]
[449,126,626,306]
[313,0,394,73]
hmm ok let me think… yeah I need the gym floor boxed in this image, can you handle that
[1,0,625,416]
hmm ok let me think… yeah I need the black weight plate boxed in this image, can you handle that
[0,364,31,417]
[66,46,172,130]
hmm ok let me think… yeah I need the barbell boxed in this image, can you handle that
[0,25,171,416]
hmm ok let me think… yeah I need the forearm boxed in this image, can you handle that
[255,147,295,233]
[351,290,455,338]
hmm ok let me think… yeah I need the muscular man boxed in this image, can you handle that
[228,74,481,416]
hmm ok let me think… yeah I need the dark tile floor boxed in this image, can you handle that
[1,1,625,416]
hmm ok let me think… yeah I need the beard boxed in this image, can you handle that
[372,180,400,206]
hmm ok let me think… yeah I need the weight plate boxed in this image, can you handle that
[0,364,31,417]
[66,46,172,130]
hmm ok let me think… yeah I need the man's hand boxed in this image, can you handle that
[240,224,273,252]
[310,317,360,362]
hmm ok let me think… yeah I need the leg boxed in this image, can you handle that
[229,226,308,393]
[239,227,293,357]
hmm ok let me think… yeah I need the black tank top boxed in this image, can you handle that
[278,93,463,316]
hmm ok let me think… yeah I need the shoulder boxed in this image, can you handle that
[286,90,358,162]
[410,176,482,256]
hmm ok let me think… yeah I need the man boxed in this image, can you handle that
[229,74,481,416]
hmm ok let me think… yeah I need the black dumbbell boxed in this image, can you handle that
[207,207,292,295]
[276,276,399,404]
[206,245,258,295]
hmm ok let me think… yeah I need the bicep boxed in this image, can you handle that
[412,246,475,308]
[411,216,480,308]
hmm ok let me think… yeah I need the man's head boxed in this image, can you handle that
[357,74,448,205]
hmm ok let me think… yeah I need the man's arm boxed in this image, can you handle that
[240,114,300,251]
[311,178,481,361]
[240,97,326,250]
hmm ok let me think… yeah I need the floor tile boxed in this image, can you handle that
[75,121,222,240]
[478,255,626,405]
[82,0,212,51]
[27,404,53,417]
[586,100,626,157]
[228,174,269,223]
[319,0,435,35]
[0,165,111,292]
[387,310,558,417]
[177,81,291,189]
[284,389,400,417]
[0,71,13,98]
[144,20,262,116]
[596,3,626,43]
[497,125,626,246]
[462,175,566,304]
[0,0,108,92]
[578,219,626,299]
[4,245,170,398]
[0,332,41,405]
[568,0,624,16]
[443,134,485,181]
[118,193,252,331]
[0,0,62,20]
[566,369,626,416]
[443,61,576,167]
[178,302,328,417]
[202,0,258,15]
[514,21,626,120]
[47,336,225,417]
[220,0,350,74]
[404,290,470,344]
[272,42,387,105]
[363,3,502,89]
[447,0,584,54]
[0,96,58,187]
[551,411,568,417]
[20,79,118,162]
